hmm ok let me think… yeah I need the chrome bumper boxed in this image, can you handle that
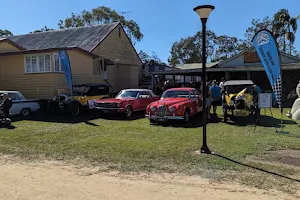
[94,107,123,111]
[145,113,184,121]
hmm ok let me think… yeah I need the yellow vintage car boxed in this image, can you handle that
[222,80,260,123]
[48,84,111,116]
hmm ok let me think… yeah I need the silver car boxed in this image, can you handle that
[0,91,40,117]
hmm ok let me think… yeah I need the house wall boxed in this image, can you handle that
[0,42,21,52]
[92,24,142,92]
[0,50,101,99]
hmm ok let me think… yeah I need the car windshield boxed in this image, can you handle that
[116,90,139,98]
[226,85,253,94]
[161,90,190,98]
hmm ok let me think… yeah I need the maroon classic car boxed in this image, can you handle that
[94,89,159,118]
[146,88,203,123]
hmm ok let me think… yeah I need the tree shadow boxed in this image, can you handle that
[212,153,300,183]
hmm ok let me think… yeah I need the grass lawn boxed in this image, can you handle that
[0,108,300,193]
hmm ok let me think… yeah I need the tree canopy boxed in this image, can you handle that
[139,50,166,66]
[58,6,143,44]
[30,26,54,34]
[168,8,300,67]
[0,29,13,37]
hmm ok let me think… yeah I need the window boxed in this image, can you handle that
[138,91,152,99]
[54,54,63,72]
[8,93,21,100]
[25,54,51,73]
[93,59,102,75]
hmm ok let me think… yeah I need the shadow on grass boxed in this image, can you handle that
[226,115,296,128]
[0,124,17,129]
[101,111,146,121]
[12,110,146,125]
[151,113,222,128]
[212,153,300,183]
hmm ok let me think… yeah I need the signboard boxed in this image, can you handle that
[244,51,261,63]
[258,93,272,108]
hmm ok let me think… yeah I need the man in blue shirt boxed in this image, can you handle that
[210,80,221,115]
[253,85,262,93]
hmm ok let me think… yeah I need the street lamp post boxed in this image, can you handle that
[193,5,215,154]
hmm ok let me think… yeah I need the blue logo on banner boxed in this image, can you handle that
[58,50,73,97]
[252,29,282,110]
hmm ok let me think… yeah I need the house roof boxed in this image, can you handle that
[175,62,219,69]
[0,47,99,59]
[0,38,26,50]
[8,23,119,52]
[217,47,300,67]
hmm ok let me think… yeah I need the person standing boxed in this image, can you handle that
[0,93,12,117]
[219,77,225,88]
[253,84,262,93]
[206,82,212,119]
[210,80,221,115]
[296,80,300,98]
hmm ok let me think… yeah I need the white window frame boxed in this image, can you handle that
[53,53,64,72]
[24,54,52,74]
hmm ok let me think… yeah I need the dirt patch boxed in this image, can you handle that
[247,150,300,168]
[0,156,299,200]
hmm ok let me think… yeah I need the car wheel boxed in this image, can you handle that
[68,102,81,117]
[184,109,190,123]
[223,107,228,123]
[20,108,31,117]
[125,106,133,118]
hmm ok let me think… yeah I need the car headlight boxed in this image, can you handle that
[248,101,254,106]
[150,106,157,111]
[230,100,234,106]
[169,106,175,113]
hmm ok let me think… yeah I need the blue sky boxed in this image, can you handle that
[1,0,300,63]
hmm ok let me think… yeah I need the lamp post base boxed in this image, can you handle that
[200,145,211,154]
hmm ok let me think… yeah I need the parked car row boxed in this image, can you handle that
[94,88,203,123]
[1,86,204,124]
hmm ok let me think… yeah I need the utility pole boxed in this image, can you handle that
[118,11,132,24]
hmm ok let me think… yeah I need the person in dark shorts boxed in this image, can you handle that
[210,80,221,115]
[206,82,212,119]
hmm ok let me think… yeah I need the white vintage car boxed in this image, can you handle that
[0,91,40,117]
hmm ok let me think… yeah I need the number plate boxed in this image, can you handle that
[235,112,247,116]
[103,110,109,113]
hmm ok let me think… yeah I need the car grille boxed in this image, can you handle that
[156,105,168,117]
[236,100,246,109]
[95,102,118,108]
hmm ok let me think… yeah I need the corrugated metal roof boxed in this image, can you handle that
[8,23,119,52]
[175,62,219,69]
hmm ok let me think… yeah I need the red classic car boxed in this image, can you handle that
[94,89,160,118]
[145,88,203,123]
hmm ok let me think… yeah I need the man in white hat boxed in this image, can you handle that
[0,93,12,117]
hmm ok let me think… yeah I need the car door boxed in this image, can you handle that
[136,91,152,110]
